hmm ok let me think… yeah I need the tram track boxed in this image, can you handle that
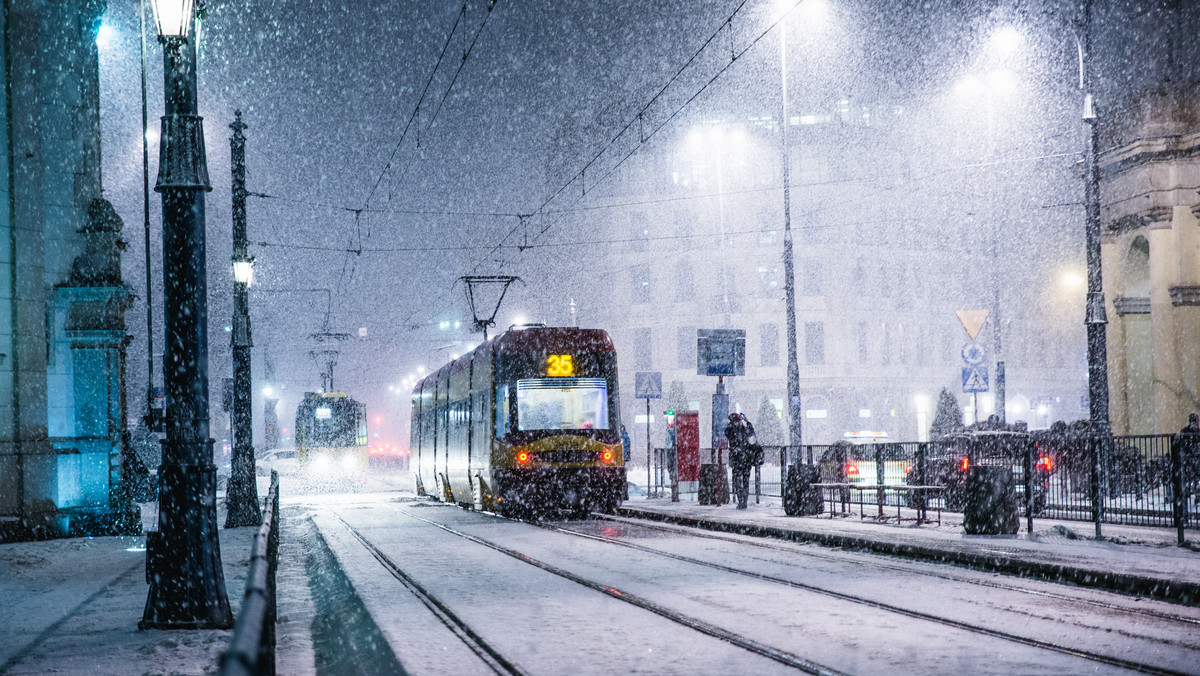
[592,513,1200,628]
[525,515,1190,676]
[381,503,844,676]
[330,511,526,676]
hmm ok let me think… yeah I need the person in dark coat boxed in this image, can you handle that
[620,424,632,463]
[1177,413,1200,509]
[725,412,755,509]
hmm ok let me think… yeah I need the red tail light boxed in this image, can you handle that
[1037,456,1052,472]
[602,450,614,462]
[960,457,969,471]
[905,465,913,475]
[516,451,530,464]
[846,464,859,476]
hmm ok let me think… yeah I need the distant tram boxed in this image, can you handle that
[295,391,369,475]
[410,326,625,516]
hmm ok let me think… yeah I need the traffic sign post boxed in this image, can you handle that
[962,365,989,426]
[635,372,662,500]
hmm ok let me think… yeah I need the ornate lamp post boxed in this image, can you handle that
[225,111,260,528]
[140,0,233,630]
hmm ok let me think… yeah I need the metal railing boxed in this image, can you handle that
[219,470,280,676]
[645,434,1197,541]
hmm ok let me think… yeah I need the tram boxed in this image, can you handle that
[410,325,625,516]
[295,391,369,475]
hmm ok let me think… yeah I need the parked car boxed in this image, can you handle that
[909,432,1048,513]
[256,447,298,476]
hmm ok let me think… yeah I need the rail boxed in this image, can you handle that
[219,470,280,676]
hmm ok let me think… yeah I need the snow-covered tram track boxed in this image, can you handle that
[382,503,845,676]
[525,516,1191,676]
[329,511,526,676]
[593,514,1200,628]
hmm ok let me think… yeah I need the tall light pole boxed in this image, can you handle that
[141,0,233,630]
[1078,0,1110,435]
[1077,0,1110,538]
[777,6,802,465]
[225,110,260,528]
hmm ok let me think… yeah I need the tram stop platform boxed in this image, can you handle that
[617,495,1200,605]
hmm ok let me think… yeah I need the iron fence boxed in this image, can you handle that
[641,433,1197,538]
[219,470,280,676]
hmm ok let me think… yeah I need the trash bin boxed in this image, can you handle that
[963,465,1019,534]
[699,464,723,505]
[784,464,823,516]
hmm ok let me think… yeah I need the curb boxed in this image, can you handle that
[618,506,1200,606]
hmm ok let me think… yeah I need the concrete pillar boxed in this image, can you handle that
[1102,234,1130,435]
[1149,220,1185,433]
[1171,205,1200,422]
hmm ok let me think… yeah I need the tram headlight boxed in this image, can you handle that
[341,454,359,470]
[313,454,333,472]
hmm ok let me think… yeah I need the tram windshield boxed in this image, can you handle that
[515,378,610,431]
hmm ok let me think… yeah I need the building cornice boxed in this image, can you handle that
[1112,296,1151,316]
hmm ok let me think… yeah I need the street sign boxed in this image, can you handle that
[634,371,662,399]
[955,309,989,340]
[961,341,985,365]
[962,365,989,393]
[696,329,746,376]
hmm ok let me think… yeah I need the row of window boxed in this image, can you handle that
[628,322,1081,372]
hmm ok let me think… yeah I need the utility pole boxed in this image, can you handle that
[141,1,232,630]
[778,18,802,466]
[225,110,260,528]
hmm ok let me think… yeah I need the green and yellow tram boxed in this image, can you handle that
[410,326,625,516]
[295,391,369,475]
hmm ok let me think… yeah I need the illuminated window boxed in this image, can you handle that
[515,378,609,431]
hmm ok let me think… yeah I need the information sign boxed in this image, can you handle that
[696,329,746,376]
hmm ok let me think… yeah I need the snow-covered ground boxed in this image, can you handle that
[3,467,1197,675]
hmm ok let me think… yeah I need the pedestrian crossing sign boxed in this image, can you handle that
[962,365,989,393]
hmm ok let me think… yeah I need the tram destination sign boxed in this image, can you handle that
[696,329,745,377]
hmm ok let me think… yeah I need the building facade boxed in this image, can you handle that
[0,0,137,540]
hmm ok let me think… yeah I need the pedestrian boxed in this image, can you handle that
[725,412,755,509]
[620,424,632,463]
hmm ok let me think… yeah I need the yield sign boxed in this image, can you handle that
[955,309,990,340]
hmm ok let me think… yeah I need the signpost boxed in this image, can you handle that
[634,372,662,500]
[957,311,990,424]
[697,329,744,469]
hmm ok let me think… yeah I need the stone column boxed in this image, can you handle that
[1102,233,1130,435]
[1149,216,1184,433]
[1172,204,1200,421]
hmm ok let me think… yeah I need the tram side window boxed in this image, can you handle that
[495,384,509,438]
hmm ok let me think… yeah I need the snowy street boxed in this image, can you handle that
[290,484,1200,675]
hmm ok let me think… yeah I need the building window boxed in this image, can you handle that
[858,321,869,364]
[630,212,649,252]
[674,259,694,301]
[634,328,652,369]
[760,323,780,367]
[758,265,780,298]
[805,322,824,365]
[677,326,696,369]
[631,265,651,304]
[801,264,822,296]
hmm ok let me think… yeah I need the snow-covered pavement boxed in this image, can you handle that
[2,469,1198,675]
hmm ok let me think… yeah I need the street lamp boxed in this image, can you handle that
[140,0,233,630]
[225,110,260,528]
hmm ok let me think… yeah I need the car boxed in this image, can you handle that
[256,447,298,476]
[908,432,1049,513]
